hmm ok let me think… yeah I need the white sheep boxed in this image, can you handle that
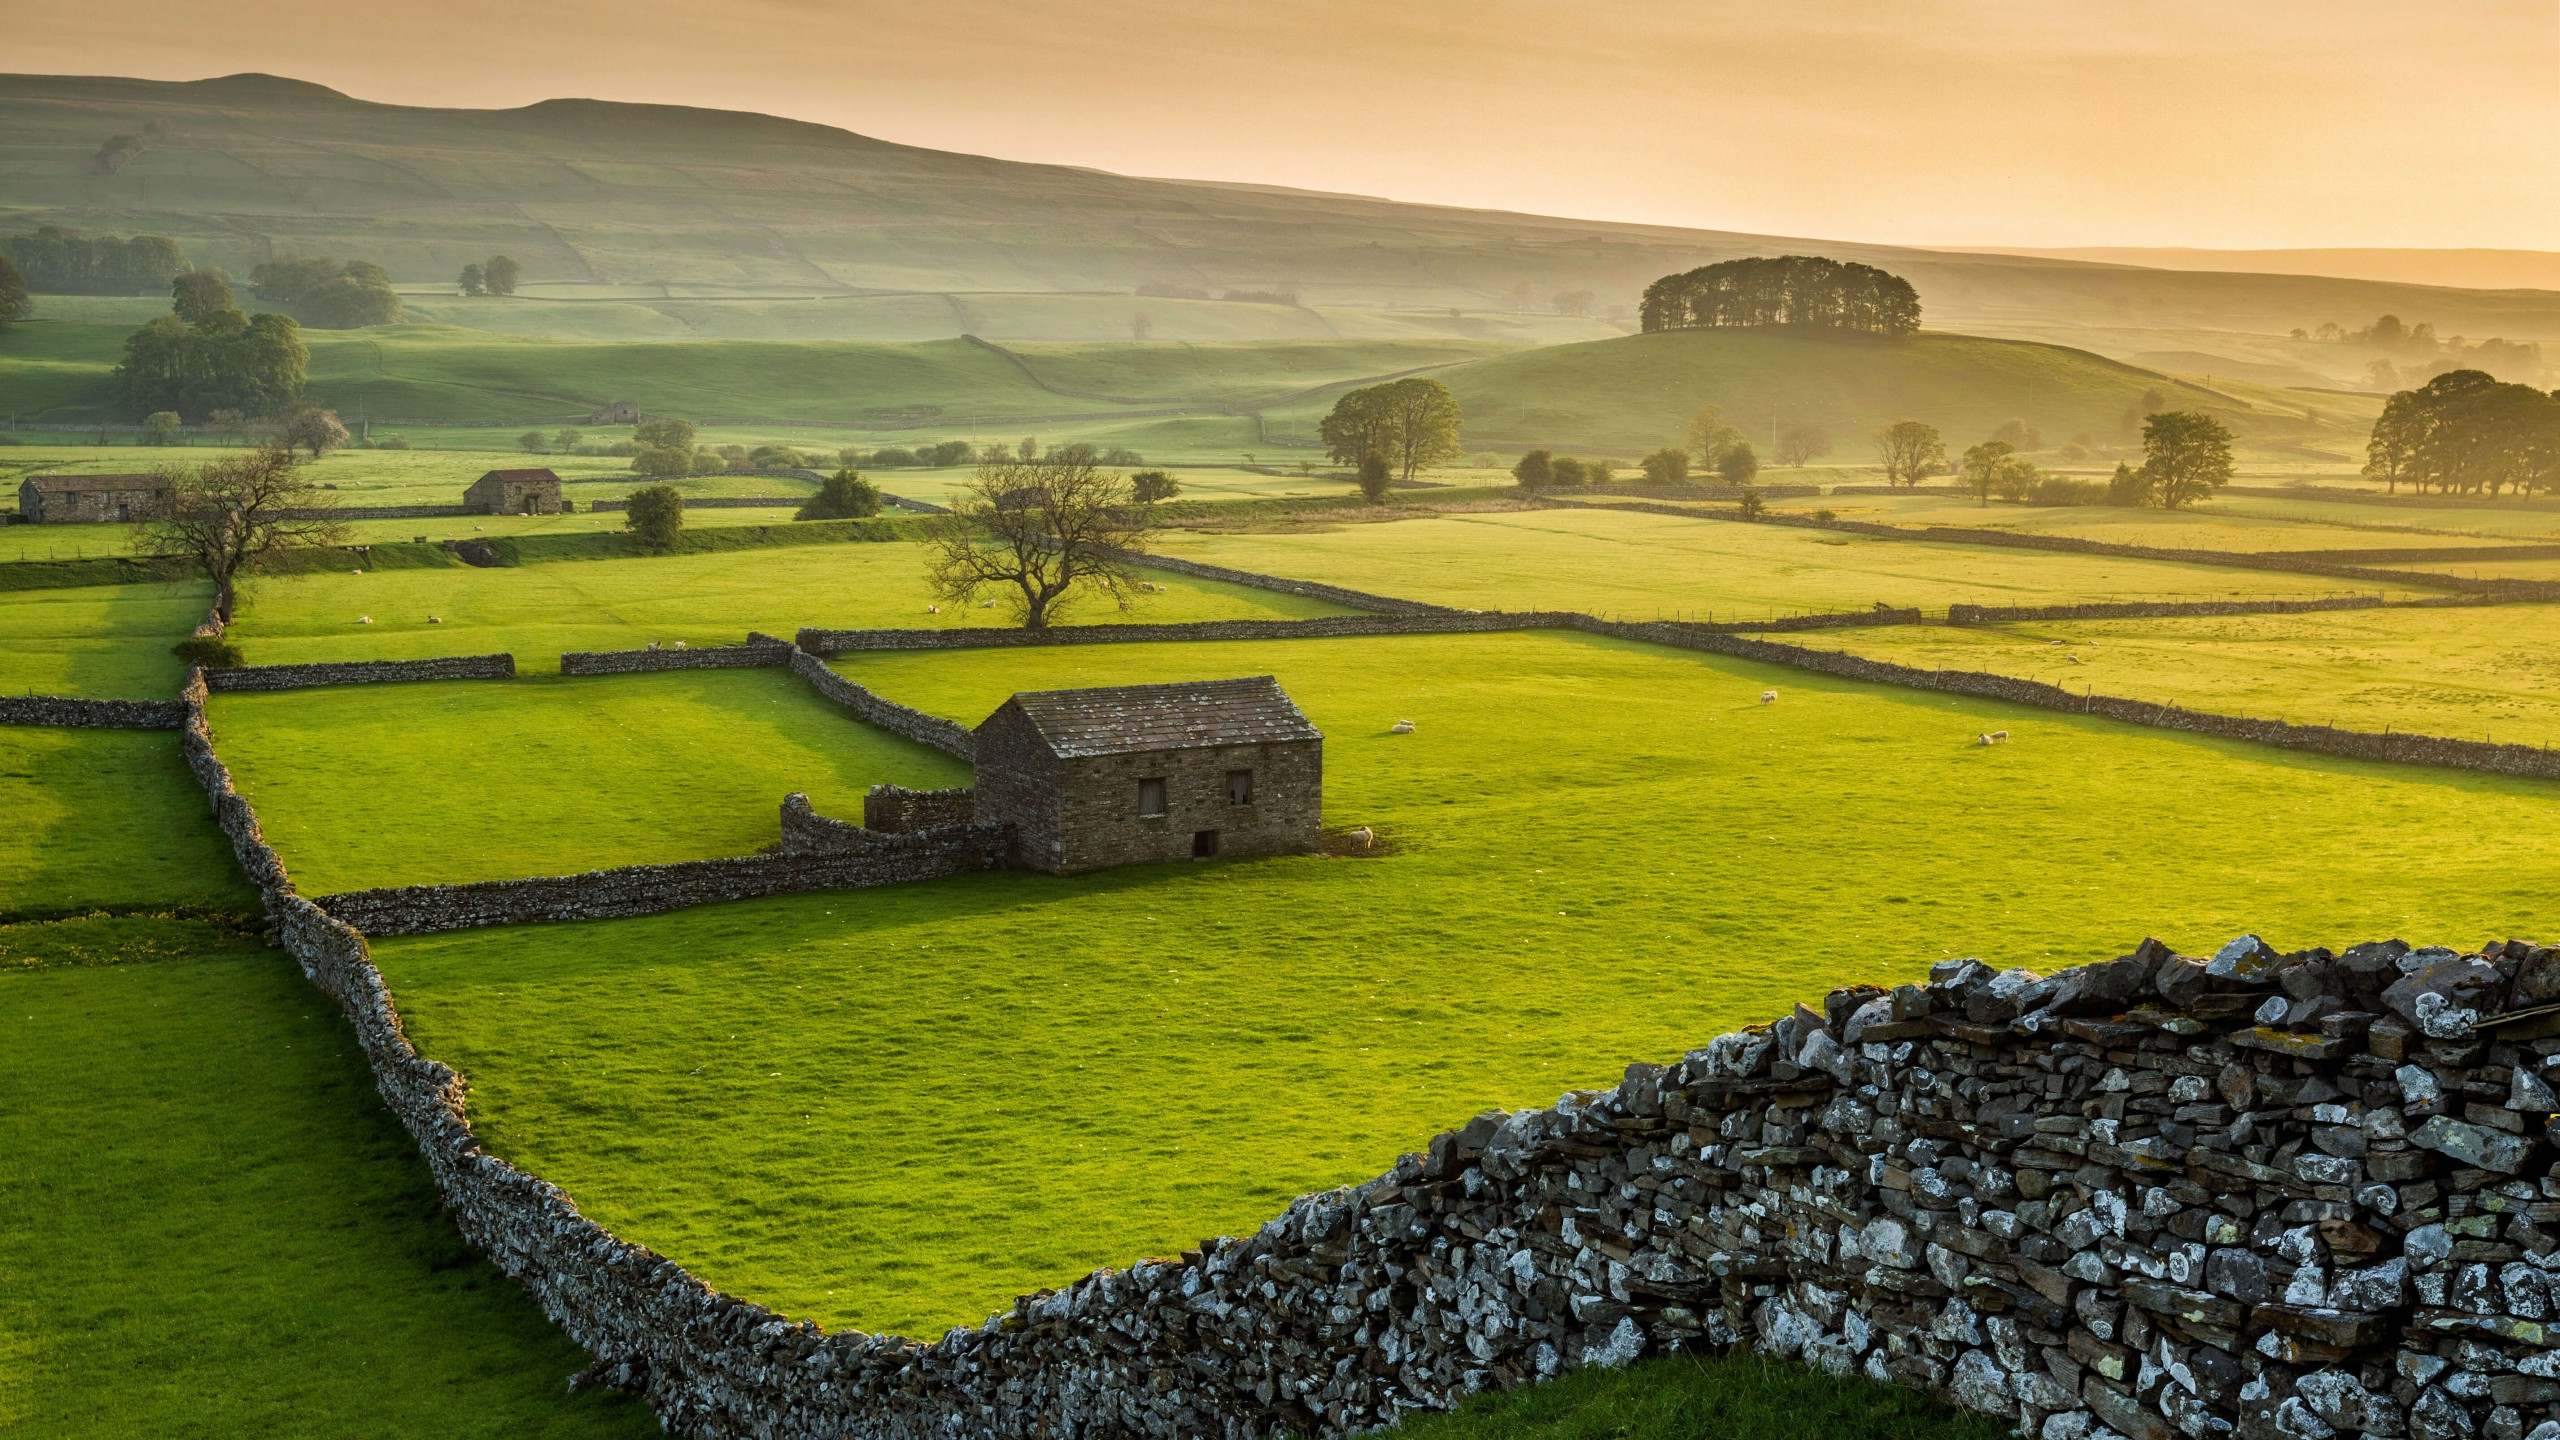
[1390,719,1415,734]
[357,615,373,625]
[672,640,688,649]
[927,605,940,614]
[1974,729,2011,746]
[428,616,443,625]
[1348,825,1375,849]
[2065,654,2083,665]
[1760,690,1778,705]
[1991,729,2009,741]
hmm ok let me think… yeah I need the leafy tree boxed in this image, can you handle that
[130,444,346,620]
[300,272,401,328]
[114,308,307,422]
[2106,462,2149,507]
[141,411,183,446]
[1687,405,1746,467]
[922,452,1155,630]
[797,470,882,520]
[1639,447,1690,484]
[1511,449,1554,488]
[1991,453,2041,502]
[1774,424,1832,468]
[1642,255,1921,336]
[1547,456,1588,486]
[274,404,349,459]
[518,430,551,453]
[0,253,28,328]
[2138,412,2236,510]
[170,269,234,325]
[1129,470,1181,504]
[623,484,685,551]
[459,263,485,296]
[1717,443,1759,485]
[1320,377,1463,483]
[6,227,187,294]
[249,257,341,304]
[1871,420,1945,487]
[925,440,975,467]
[1959,439,2015,507]
[2359,370,2560,499]
[483,255,521,296]
[630,417,698,477]
[552,427,583,452]
[1355,452,1394,505]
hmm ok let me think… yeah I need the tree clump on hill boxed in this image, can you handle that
[2365,369,2560,499]
[0,254,30,330]
[1319,377,1464,485]
[923,451,1155,630]
[623,485,686,551]
[483,255,521,296]
[250,256,403,328]
[1686,406,1749,472]
[1641,255,1921,337]
[170,269,235,325]
[116,287,308,423]
[797,470,882,520]
[4,226,188,294]
[631,417,703,477]
[1870,420,1945,486]
[130,444,346,621]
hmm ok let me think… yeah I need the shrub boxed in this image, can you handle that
[924,440,975,467]
[170,636,244,668]
[1356,453,1393,505]
[1129,470,1180,504]
[1738,488,1767,519]
[370,433,412,450]
[1639,447,1689,485]
[1511,449,1554,488]
[632,445,691,477]
[1719,444,1760,485]
[141,411,182,446]
[1547,456,1588,486]
[623,484,685,551]
[1100,446,1145,466]
[2106,461,2151,507]
[870,447,918,468]
[2031,475,2105,506]
[749,444,808,470]
[797,470,881,521]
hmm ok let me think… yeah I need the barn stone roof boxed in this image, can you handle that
[987,676,1320,759]
[23,473,170,493]
[473,468,562,485]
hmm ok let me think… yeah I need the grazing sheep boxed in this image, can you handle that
[357,615,373,625]
[2065,654,2083,665]
[1349,825,1375,849]
[427,616,443,625]
[672,640,688,649]
[981,599,996,609]
[1978,733,1995,746]
[927,605,940,614]
[1760,690,1778,705]
[1389,720,1415,734]
[1974,729,2011,746]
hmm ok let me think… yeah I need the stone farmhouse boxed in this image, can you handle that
[464,468,564,515]
[971,676,1322,874]
[15,473,173,524]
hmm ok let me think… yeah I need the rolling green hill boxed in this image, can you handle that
[1264,328,2377,458]
[8,72,2560,354]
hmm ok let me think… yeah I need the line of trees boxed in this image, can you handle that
[5,226,189,294]
[459,255,521,296]
[2364,370,2560,499]
[1640,256,1921,337]
[249,256,403,329]
[1318,378,1464,500]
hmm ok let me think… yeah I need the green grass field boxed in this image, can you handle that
[0,919,656,1438]
[368,629,2559,1339]
[1764,490,2560,552]
[0,726,257,919]
[1151,507,2428,619]
[218,539,1348,671]
[1831,603,2560,745]
[0,581,210,697]
[207,669,973,893]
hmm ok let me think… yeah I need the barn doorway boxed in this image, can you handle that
[1191,829,1219,858]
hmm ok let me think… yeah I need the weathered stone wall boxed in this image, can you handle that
[1122,551,1456,616]
[861,783,976,833]
[310,828,1007,936]
[0,694,185,727]
[201,654,517,691]
[588,497,810,512]
[1944,598,2430,626]
[784,648,977,760]
[559,641,795,676]
[1536,482,1824,501]
[280,504,475,521]
[797,609,1924,656]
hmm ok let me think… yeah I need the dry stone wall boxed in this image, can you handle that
[1123,552,1454,616]
[0,694,185,727]
[796,608,1925,656]
[559,641,795,676]
[785,648,976,760]
[860,784,976,833]
[202,654,517,691]
[1943,598,2478,626]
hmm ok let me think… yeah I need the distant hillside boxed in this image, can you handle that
[1267,329,2376,459]
[8,72,2560,351]
[1972,247,2560,294]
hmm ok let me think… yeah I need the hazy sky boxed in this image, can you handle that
[16,0,2560,248]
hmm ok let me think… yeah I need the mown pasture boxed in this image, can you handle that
[0,581,211,697]
[1151,507,2433,619]
[217,539,1349,671]
[0,919,656,1438]
[208,669,974,894]
[1833,603,2560,746]
[370,629,2560,1338]
[0,726,257,919]
[1764,491,2560,552]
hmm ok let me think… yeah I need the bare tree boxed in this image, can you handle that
[132,445,346,621]
[923,452,1155,630]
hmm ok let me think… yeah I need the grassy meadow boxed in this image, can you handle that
[218,539,1349,671]
[208,669,974,893]
[1763,490,2560,552]
[0,920,655,1438]
[0,580,211,697]
[369,629,2560,1338]
[0,726,258,919]
[1829,603,2560,744]
[1151,507,2430,619]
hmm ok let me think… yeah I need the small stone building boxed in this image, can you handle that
[972,676,1322,875]
[17,474,172,524]
[464,468,564,515]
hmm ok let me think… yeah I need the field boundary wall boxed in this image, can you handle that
[201,654,517,691]
[784,647,977,760]
[588,497,811,512]
[0,694,186,727]
[1120,551,1456,615]
[1942,596,2489,625]
[159,691,2560,1440]
[859,784,976,833]
[559,641,796,676]
[796,607,1924,655]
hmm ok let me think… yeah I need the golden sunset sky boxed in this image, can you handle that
[13,0,2559,249]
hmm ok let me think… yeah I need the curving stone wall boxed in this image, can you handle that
[796,608,1926,656]
[202,654,517,691]
[1122,552,1456,616]
[1943,598,2464,626]
[0,694,185,728]
[785,648,977,760]
[559,641,795,676]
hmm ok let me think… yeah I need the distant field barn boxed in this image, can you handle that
[972,675,1323,874]
[463,468,563,515]
[16,473,172,524]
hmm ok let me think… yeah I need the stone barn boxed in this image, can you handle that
[972,675,1322,874]
[464,468,563,515]
[17,474,172,524]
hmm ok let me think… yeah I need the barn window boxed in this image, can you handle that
[1138,777,1167,817]
[1226,769,1254,805]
